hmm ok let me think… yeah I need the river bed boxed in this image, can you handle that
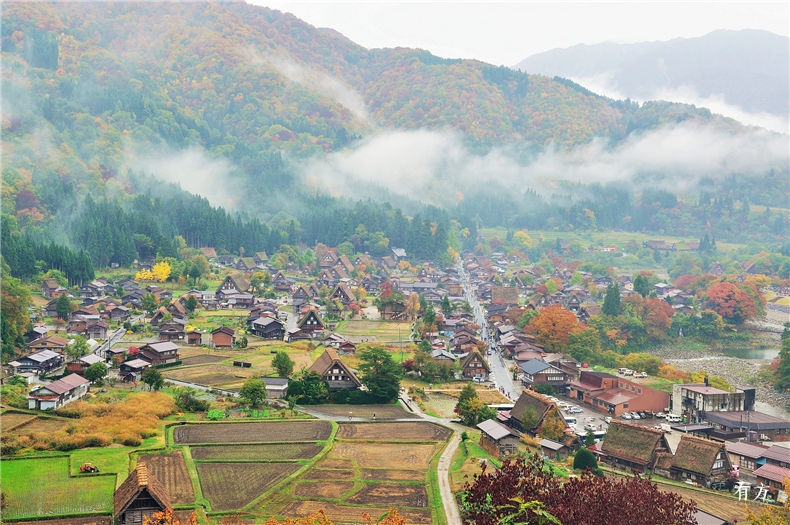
[648,342,790,421]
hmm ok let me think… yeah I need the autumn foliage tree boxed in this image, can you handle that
[461,455,698,525]
[705,280,759,325]
[525,304,582,351]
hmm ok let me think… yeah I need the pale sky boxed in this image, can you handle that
[252,1,789,66]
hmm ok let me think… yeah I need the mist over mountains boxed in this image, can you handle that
[1,1,787,261]
[515,29,789,133]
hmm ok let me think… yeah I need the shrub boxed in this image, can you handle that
[573,447,598,471]
[206,409,225,420]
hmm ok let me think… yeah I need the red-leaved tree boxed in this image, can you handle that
[706,281,759,325]
[460,455,698,525]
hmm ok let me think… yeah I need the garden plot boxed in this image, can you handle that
[190,443,323,461]
[280,501,432,525]
[336,421,451,441]
[173,421,332,444]
[329,442,439,470]
[197,462,300,511]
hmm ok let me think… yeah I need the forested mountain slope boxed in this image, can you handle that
[1,1,787,277]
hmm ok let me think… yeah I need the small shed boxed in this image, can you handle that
[477,419,520,458]
[539,438,571,461]
[263,377,289,399]
[114,462,170,525]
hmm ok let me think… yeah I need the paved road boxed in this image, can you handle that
[457,260,520,400]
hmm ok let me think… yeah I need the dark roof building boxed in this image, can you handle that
[114,462,171,525]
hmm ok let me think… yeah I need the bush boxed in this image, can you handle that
[206,409,225,420]
[573,447,598,471]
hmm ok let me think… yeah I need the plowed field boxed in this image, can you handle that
[336,421,451,441]
[197,462,300,511]
[173,421,332,444]
[138,451,195,504]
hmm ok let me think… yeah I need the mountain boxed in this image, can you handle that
[514,30,789,121]
[1,1,787,275]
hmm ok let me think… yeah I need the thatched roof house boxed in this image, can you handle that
[600,420,669,473]
[114,462,170,525]
[655,434,731,486]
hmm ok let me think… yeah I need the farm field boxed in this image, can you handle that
[190,443,323,461]
[334,319,413,343]
[0,457,116,520]
[258,420,444,525]
[173,421,333,444]
[306,404,421,420]
[2,411,70,435]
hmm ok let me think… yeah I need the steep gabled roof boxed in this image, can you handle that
[601,421,666,466]
[510,389,553,429]
[459,350,491,373]
[114,462,170,517]
[670,434,727,476]
[307,348,361,386]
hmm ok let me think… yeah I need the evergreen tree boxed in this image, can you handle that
[602,284,621,316]
[357,346,402,403]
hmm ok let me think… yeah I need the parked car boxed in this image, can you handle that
[631,412,641,420]
[622,412,632,420]
[636,372,648,378]
[655,412,666,419]
[604,416,612,424]
[584,423,597,431]
[568,406,583,414]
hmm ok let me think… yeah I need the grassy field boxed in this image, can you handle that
[0,457,117,519]
[335,319,413,343]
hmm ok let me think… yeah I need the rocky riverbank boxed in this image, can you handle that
[648,340,790,417]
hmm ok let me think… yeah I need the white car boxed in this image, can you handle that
[622,412,633,420]
[631,412,641,420]
[604,416,612,424]
[568,406,583,414]
[584,423,597,432]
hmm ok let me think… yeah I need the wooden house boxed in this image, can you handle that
[211,326,235,349]
[66,353,106,376]
[250,317,285,340]
[655,434,731,486]
[158,319,186,342]
[216,274,249,300]
[41,278,67,298]
[539,438,572,461]
[114,462,171,525]
[508,389,566,436]
[753,463,790,499]
[139,342,180,366]
[600,421,669,473]
[459,350,490,381]
[9,349,64,375]
[27,373,90,410]
[330,283,356,306]
[262,377,289,399]
[477,419,520,458]
[297,310,325,334]
[519,359,569,393]
[186,330,203,346]
[119,359,151,382]
[26,335,70,354]
[307,348,361,391]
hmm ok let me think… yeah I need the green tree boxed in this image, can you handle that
[239,377,267,407]
[184,295,199,312]
[602,284,621,316]
[141,367,164,391]
[775,323,790,391]
[56,293,73,320]
[633,274,651,298]
[272,350,295,377]
[1,262,31,359]
[286,371,329,405]
[84,361,108,384]
[173,387,210,412]
[65,336,90,361]
[357,346,403,403]
[455,383,497,426]
[573,447,598,470]
[141,293,159,315]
